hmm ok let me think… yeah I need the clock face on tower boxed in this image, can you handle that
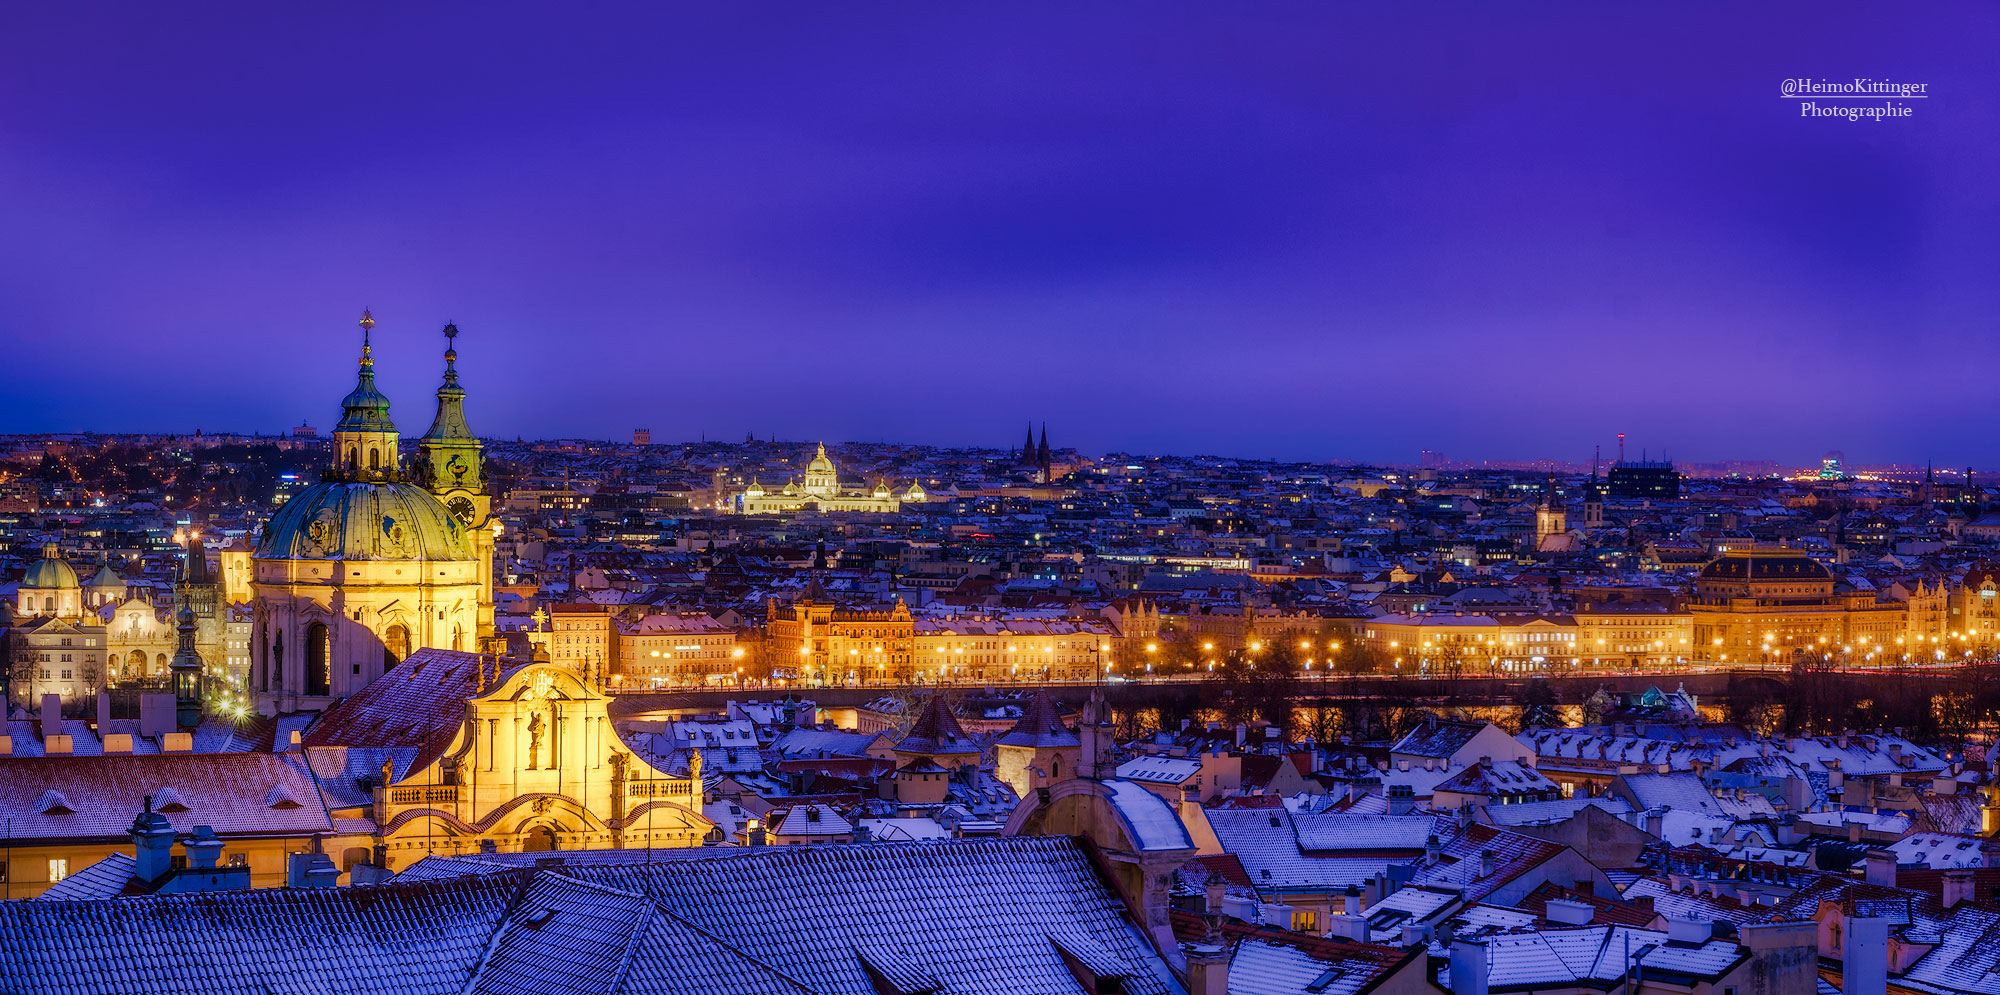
[448,495,477,525]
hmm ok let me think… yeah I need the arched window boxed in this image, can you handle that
[45,596,55,613]
[368,448,381,471]
[306,622,330,696]
[384,623,410,670]
[453,625,465,652]
[270,631,284,692]
[347,446,358,469]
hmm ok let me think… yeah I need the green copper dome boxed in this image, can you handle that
[335,309,397,434]
[255,481,472,561]
[21,544,79,589]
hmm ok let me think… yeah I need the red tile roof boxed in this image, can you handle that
[0,752,334,843]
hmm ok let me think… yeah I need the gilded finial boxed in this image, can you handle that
[358,308,376,367]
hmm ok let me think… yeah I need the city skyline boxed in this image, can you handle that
[2,3,1996,463]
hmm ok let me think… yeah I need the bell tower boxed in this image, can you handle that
[416,322,496,646]
[330,310,402,482]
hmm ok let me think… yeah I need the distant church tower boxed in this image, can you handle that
[1017,422,1053,482]
[1536,476,1567,544]
[414,322,497,649]
[1582,454,1605,530]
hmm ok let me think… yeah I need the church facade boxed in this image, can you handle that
[304,647,710,869]
[251,312,495,714]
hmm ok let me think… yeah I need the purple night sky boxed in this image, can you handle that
[1,3,1994,465]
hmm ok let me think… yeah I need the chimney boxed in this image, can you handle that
[1645,807,1665,838]
[1738,921,1820,995]
[1934,773,1958,796]
[40,694,61,741]
[1667,917,1712,943]
[1846,917,1888,995]
[1425,834,1442,863]
[1863,850,1897,888]
[1204,878,1227,915]
[285,837,340,888]
[1183,941,1229,995]
[1944,868,1976,910]
[1544,899,1594,926]
[130,797,178,886]
[96,692,112,733]
[184,825,224,870]
[1449,938,1489,995]
[1479,849,1496,878]
[1326,913,1368,941]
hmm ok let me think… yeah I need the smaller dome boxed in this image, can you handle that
[21,544,79,590]
[904,481,927,500]
[745,478,765,497]
[873,482,890,498]
[88,562,124,589]
[807,443,835,474]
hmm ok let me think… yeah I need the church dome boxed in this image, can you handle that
[807,443,835,474]
[255,481,472,561]
[21,544,78,589]
[745,478,765,497]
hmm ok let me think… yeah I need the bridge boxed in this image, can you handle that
[607,665,1970,716]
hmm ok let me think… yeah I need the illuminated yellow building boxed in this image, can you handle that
[615,612,744,685]
[305,649,710,870]
[766,585,917,683]
[912,617,1114,683]
[251,314,494,714]
[726,443,922,514]
[1574,607,1695,668]
[1360,612,1579,673]
[1688,548,1903,666]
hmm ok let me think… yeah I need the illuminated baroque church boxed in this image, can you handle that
[252,312,496,714]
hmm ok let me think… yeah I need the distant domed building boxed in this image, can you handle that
[252,312,493,713]
[726,442,917,515]
[15,543,81,618]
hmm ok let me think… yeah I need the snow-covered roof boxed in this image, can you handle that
[1103,778,1195,851]
[2,838,1184,995]
[1116,755,1201,785]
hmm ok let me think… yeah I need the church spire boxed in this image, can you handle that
[330,309,401,481]
[418,322,484,496]
[420,322,476,443]
[171,549,204,729]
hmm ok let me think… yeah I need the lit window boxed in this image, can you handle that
[47,859,68,883]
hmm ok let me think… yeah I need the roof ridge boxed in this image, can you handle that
[650,900,818,993]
